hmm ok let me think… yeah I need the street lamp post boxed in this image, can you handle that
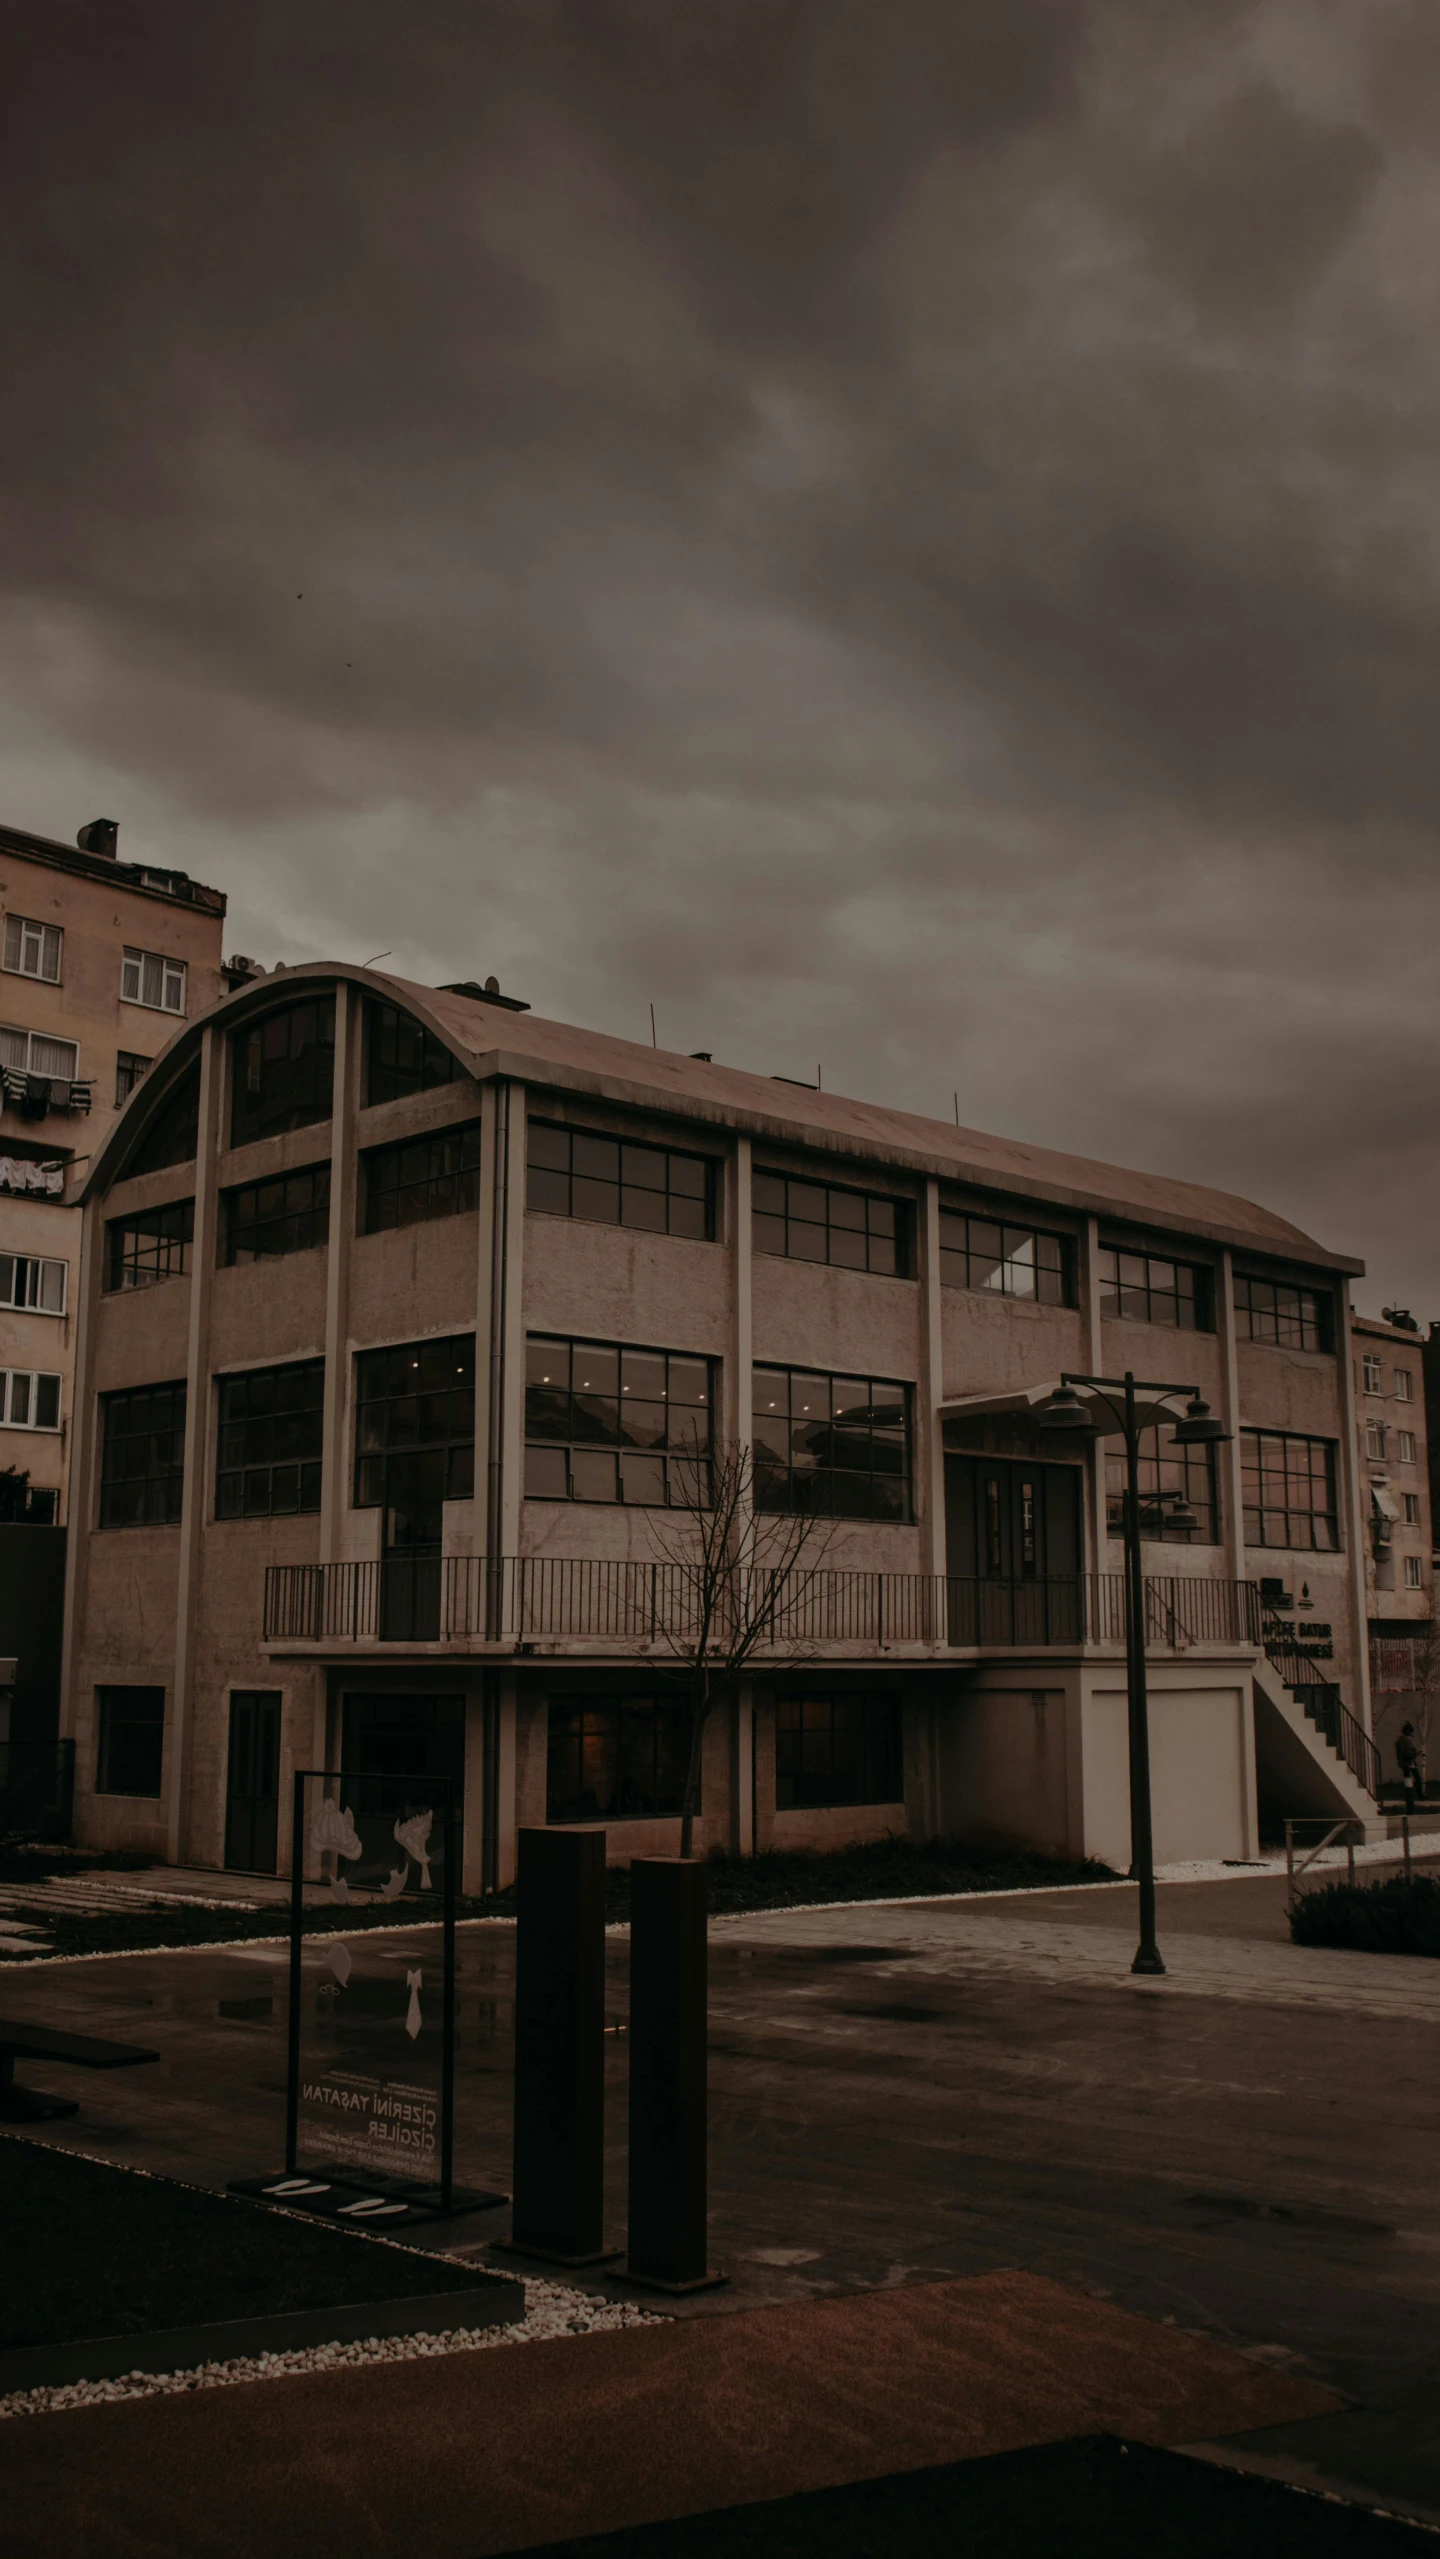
[1041,1371,1230,1978]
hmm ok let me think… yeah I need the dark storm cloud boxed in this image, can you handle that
[3,0,1439,1303]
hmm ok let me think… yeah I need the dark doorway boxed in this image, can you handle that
[379,1451,446,1640]
[354,1337,475,1640]
[943,1456,1084,1643]
[341,1692,465,1831]
[225,1690,281,1872]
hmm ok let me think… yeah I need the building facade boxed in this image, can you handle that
[0,816,230,1524]
[61,965,1381,1884]
[1357,1304,1436,1790]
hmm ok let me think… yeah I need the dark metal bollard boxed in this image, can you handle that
[505,1825,615,2264]
[625,1857,725,2292]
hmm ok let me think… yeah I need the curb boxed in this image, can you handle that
[0,2278,524,2393]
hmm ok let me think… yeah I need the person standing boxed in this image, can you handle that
[1396,1722,1421,1813]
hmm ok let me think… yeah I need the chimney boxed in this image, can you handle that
[77,819,119,858]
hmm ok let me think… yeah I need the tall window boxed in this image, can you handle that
[1361,1354,1384,1393]
[1404,1493,1423,1525]
[96,1686,165,1797]
[1366,1421,1388,1462]
[216,1359,324,1518]
[1106,1426,1217,1545]
[1395,1369,1415,1403]
[99,1382,187,1526]
[528,1122,715,1242]
[753,1172,909,1276]
[0,1253,66,1314]
[105,1201,193,1291]
[115,1051,151,1105]
[753,1366,911,1520]
[123,1065,199,1176]
[525,1338,714,1506]
[0,1371,61,1430]
[365,1000,461,1106]
[775,1695,903,1810]
[222,1165,330,1263]
[121,946,186,1015]
[939,1212,1071,1304]
[354,1336,475,1522]
[547,1698,695,1822]
[3,915,62,982]
[362,1125,481,1233]
[1241,1429,1339,1551]
[231,997,335,1146]
[1100,1246,1212,1330]
[1406,1556,1425,1589]
[1398,1430,1417,1464]
[1234,1274,1330,1352]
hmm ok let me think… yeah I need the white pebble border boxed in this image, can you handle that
[0,2275,666,2423]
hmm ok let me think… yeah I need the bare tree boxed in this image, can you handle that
[645,1436,835,1859]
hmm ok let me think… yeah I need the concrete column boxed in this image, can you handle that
[476,1078,526,1638]
[166,1021,222,1865]
[727,1133,752,1448]
[1215,1248,1247,1585]
[318,981,360,1563]
[1078,1215,1107,1576]
[730,1681,754,1856]
[496,1667,519,1888]
[499,1089,527,1580]
[1334,1277,1373,1732]
[56,1188,106,1784]
[917,1178,946,1581]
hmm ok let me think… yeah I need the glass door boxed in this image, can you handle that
[225,1690,282,1872]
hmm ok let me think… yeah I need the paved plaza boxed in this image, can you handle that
[4,1871,1440,2522]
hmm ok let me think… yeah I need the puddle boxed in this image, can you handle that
[836,2002,950,2022]
[1186,2193,1394,2238]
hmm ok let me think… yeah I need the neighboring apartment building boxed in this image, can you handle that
[0,816,230,1525]
[1354,1307,1432,1790]
[61,965,1382,1885]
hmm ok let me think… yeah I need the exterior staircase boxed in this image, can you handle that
[1254,1607,1380,1821]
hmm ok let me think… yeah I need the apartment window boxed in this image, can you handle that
[2,915,61,983]
[525,1338,714,1507]
[753,1366,911,1521]
[1233,1274,1330,1352]
[365,1000,461,1106]
[1396,1369,1415,1403]
[115,1051,151,1105]
[938,1212,1071,1305]
[1241,1429,1339,1551]
[1398,1430,1417,1464]
[222,1164,330,1264]
[121,946,187,1015]
[753,1171,909,1276]
[354,1335,475,1512]
[124,1065,199,1176]
[547,1698,694,1822]
[99,1381,186,1527]
[105,1201,193,1292]
[1105,1425,1217,1546]
[1366,1420,1388,1462]
[1404,1493,1422,1525]
[528,1122,715,1243]
[0,1254,66,1314]
[1405,1556,1425,1590]
[0,1025,80,1084]
[362,1125,481,1233]
[1100,1246,1212,1330]
[216,1359,324,1519]
[96,1686,165,1798]
[0,1370,61,1430]
[775,1695,903,1811]
[1362,1354,1384,1393]
[231,997,335,1146]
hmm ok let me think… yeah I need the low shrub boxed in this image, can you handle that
[1289,1872,1440,1958]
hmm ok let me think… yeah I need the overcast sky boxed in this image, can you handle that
[5,2,1439,1307]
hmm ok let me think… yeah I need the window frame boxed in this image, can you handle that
[353,1333,476,1515]
[2,914,62,984]
[0,1024,80,1084]
[1240,1427,1340,1553]
[115,1050,151,1106]
[121,945,187,1016]
[774,1693,904,1811]
[1404,1492,1423,1526]
[1365,1420,1388,1462]
[1395,1368,1414,1403]
[1405,1555,1425,1589]
[546,1696,696,1823]
[752,1168,910,1278]
[98,1380,187,1528]
[938,1208,1073,1305]
[0,1368,62,1430]
[364,999,462,1107]
[221,1163,331,1265]
[752,1363,913,1522]
[1233,1271,1331,1353]
[96,1685,166,1798]
[122,1065,200,1177]
[1362,1354,1384,1393]
[527,1120,717,1244]
[230,996,336,1148]
[1105,1423,1219,1547]
[524,1334,716,1509]
[362,1122,481,1234]
[1099,1244,1214,1332]
[215,1358,325,1521]
[0,1253,67,1315]
[1398,1429,1418,1464]
[105,1199,193,1293]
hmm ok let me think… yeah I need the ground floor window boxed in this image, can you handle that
[96,1685,165,1797]
[775,1694,902,1811]
[547,1696,695,1823]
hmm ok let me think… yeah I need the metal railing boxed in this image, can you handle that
[263,1558,1264,1653]
[0,1738,74,1842]
[1263,1613,1382,1799]
[1283,1811,1440,1908]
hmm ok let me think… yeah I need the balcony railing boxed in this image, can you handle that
[263,1558,1263,1652]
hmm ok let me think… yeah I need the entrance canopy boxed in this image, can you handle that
[938,1382,1205,1438]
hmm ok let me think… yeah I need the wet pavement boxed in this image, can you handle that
[4,1873,1440,2519]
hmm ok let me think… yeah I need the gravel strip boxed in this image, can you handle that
[0,2275,666,2422]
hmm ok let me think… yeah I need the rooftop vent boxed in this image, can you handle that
[439,977,531,1013]
[77,819,119,858]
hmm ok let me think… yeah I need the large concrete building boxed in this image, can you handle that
[60,965,1382,1886]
